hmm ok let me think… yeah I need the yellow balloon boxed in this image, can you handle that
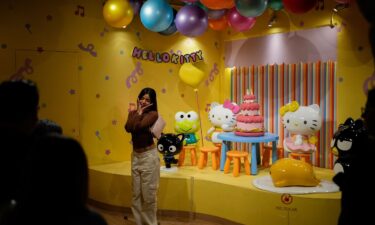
[179,63,206,88]
[103,0,134,28]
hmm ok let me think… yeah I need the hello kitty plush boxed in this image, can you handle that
[280,101,322,153]
[207,100,239,144]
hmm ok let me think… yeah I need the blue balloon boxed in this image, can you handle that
[140,0,174,32]
[159,8,178,36]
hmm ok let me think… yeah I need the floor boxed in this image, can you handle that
[89,204,223,225]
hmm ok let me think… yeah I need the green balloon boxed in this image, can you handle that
[269,0,283,11]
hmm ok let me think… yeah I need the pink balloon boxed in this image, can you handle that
[227,7,256,32]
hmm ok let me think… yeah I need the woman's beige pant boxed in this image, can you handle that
[131,148,160,225]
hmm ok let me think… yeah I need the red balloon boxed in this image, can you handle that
[200,0,235,10]
[282,0,317,14]
[208,16,228,31]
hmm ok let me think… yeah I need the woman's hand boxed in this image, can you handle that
[137,102,153,115]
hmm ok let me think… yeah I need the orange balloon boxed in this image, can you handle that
[200,0,234,10]
[103,0,134,28]
[208,16,228,31]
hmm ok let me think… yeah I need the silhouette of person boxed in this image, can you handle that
[1,134,108,225]
[332,1,375,224]
[32,119,63,139]
[0,79,39,210]
[125,87,160,225]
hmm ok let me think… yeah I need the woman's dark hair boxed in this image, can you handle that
[138,87,158,112]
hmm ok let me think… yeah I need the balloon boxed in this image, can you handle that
[208,16,228,31]
[282,0,317,14]
[140,0,174,32]
[235,0,268,18]
[175,5,208,37]
[158,8,178,36]
[180,0,199,3]
[200,0,235,9]
[129,0,143,15]
[103,0,134,28]
[268,0,283,11]
[227,7,256,32]
[179,63,205,88]
[335,0,352,4]
[207,8,227,19]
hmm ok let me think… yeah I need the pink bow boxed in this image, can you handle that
[223,100,240,114]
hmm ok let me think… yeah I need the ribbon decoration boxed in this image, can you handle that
[223,99,240,114]
[279,101,300,116]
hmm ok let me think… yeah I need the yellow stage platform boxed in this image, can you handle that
[89,162,340,225]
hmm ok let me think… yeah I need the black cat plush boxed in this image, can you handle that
[157,133,185,168]
[331,118,366,174]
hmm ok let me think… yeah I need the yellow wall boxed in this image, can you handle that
[0,0,223,165]
[0,0,373,166]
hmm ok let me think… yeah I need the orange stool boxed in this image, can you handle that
[289,152,312,164]
[224,150,250,177]
[262,144,284,168]
[198,146,220,170]
[214,143,222,161]
[178,145,197,166]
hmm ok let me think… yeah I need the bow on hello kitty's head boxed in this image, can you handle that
[279,101,300,116]
[223,100,240,114]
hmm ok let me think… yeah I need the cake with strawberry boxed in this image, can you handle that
[235,92,265,137]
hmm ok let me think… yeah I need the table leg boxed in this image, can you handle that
[251,143,257,175]
[272,141,277,163]
[256,143,261,165]
[220,141,228,171]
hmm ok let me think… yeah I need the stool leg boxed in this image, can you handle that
[190,148,197,166]
[244,156,250,175]
[233,157,240,177]
[215,152,220,169]
[211,152,218,170]
[203,153,208,167]
[178,148,186,167]
[262,147,270,168]
[198,152,205,169]
[224,156,231,174]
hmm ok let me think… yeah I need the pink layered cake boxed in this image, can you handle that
[235,93,265,137]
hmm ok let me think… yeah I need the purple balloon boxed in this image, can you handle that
[130,0,143,15]
[207,8,227,19]
[175,5,208,37]
[227,7,256,32]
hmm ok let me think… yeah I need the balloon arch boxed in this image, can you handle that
[103,0,324,37]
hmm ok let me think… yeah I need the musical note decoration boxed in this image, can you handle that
[10,58,34,80]
[78,43,97,57]
[25,24,32,34]
[75,5,85,17]
[126,61,143,89]
[100,28,109,37]
[205,63,219,86]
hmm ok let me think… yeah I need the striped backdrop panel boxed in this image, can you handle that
[230,61,337,169]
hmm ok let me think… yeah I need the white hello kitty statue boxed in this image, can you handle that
[207,100,239,144]
[280,101,322,155]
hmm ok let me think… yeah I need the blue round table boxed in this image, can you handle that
[217,132,279,175]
